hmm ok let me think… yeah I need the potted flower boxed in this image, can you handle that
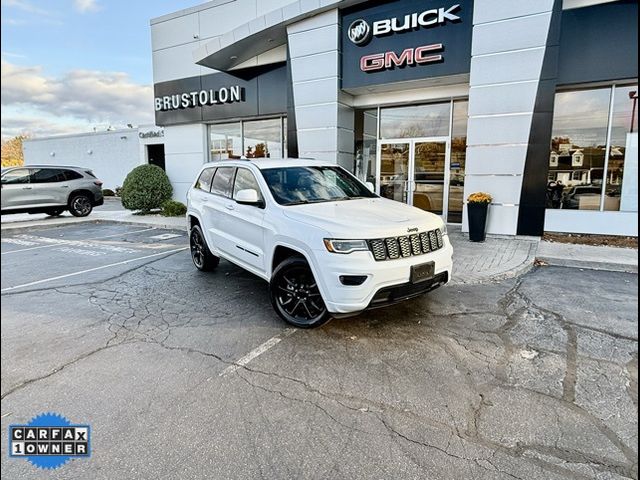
[467,192,492,242]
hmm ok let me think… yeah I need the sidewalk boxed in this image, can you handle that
[2,199,637,280]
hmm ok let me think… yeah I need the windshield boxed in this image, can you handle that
[260,166,377,206]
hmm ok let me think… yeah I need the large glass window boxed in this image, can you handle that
[243,118,282,159]
[548,83,638,212]
[210,122,242,161]
[354,109,378,187]
[447,100,468,223]
[209,117,286,162]
[380,103,451,139]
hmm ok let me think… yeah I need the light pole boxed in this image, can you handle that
[629,90,638,133]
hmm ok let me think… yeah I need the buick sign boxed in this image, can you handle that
[347,19,371,45]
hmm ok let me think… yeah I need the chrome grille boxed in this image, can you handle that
[385,237,399,259]
[398,236,411,257]
[368,229,444,261]
[370,239,386,261]
[410,234,422,255]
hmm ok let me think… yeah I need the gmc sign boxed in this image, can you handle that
[360,44,443,72]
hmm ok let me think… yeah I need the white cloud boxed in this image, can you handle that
[1,59,154,138]
[73,0,100,13]
[1,0,52,16]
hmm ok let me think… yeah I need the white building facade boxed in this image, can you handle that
[23,126,165,190]
[151,0,638,236]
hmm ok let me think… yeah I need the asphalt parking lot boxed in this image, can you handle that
[1,222,638,479]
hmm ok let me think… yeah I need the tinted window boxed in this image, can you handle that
[261,166,377,206]
[2,168,30,184]
[31,168,66,183]
[63,170,83,180]
[233,168,263,201]
[210,167,234,197]
[195,168,215,191]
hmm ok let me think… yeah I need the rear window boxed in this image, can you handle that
[84,170,97,178]
[63,169,83,181]
[195,168,215,191]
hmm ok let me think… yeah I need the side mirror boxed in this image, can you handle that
[365,181,375,193]
[235,188,263,207]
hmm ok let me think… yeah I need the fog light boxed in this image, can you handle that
[339,275,367,286]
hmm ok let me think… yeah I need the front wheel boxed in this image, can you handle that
[190,225,219,271]
[270,257,331,328]
[68,194,93,217]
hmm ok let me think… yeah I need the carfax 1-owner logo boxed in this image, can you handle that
[8,413,91,470]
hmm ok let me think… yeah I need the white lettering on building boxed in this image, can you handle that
[155,86,244,111]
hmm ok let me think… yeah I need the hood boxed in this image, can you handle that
[282,198,444,238]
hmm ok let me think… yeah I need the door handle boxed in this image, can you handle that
[225,204,235,211]
[60,185,69,188]
[22,186,32,190]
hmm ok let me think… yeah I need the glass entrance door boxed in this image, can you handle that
[378,138,450,218]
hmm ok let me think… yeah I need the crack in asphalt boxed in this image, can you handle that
[2,253,637,480]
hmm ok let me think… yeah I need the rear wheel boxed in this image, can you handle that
[68,194,93,217]
[190,225,219,271]
[270,257,331,328]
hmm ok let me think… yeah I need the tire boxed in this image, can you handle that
[68,194,93,217]
[190,225,219,271]
[46,208,64,217]
[270,256,331,328]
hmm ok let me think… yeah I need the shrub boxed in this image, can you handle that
[102,188,115,197]
[114,186,123,197]
[121,165,173,213]
[161,200,187,217]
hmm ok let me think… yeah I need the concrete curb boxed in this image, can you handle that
[535,255,638,274]
[1,218,186,234]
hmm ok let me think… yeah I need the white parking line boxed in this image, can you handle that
[219,329,296,377]
[1,246,188,293]
[1,227,158,255]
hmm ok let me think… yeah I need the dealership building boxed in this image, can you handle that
[150,0,637,235]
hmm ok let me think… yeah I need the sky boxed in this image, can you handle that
[1,0,199,140]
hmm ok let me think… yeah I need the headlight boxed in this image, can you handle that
[323,239,369,254]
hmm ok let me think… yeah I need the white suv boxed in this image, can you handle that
[186,159,453,328]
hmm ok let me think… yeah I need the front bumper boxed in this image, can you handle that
[311,235,453,314]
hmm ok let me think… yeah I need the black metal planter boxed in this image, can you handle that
[468,202,489,242]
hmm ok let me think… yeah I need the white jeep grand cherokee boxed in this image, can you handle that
[186,159,453,328]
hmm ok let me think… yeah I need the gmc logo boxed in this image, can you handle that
[360,44,443,72]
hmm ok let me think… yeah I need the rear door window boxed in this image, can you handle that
[210,167,235,197]
[31,168,66,183]
[1,168,30,184]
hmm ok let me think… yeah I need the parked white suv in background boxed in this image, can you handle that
[186,159,453,328]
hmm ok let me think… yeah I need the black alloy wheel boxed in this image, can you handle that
[270,257,331,328]
[190,225,219,271]
[69,194,93,217]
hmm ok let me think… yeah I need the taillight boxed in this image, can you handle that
[94,181,103,186]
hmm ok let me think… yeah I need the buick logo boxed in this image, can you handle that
[347,19,371,45]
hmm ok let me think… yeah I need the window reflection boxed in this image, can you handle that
[548,88,610,210]
[380,103,450,139]
[447,100,468,223]
[209,117,286,161]
[354,109,378,187]
[548,84,638,212]
[210,122,242,161]
[243,118,282,159]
